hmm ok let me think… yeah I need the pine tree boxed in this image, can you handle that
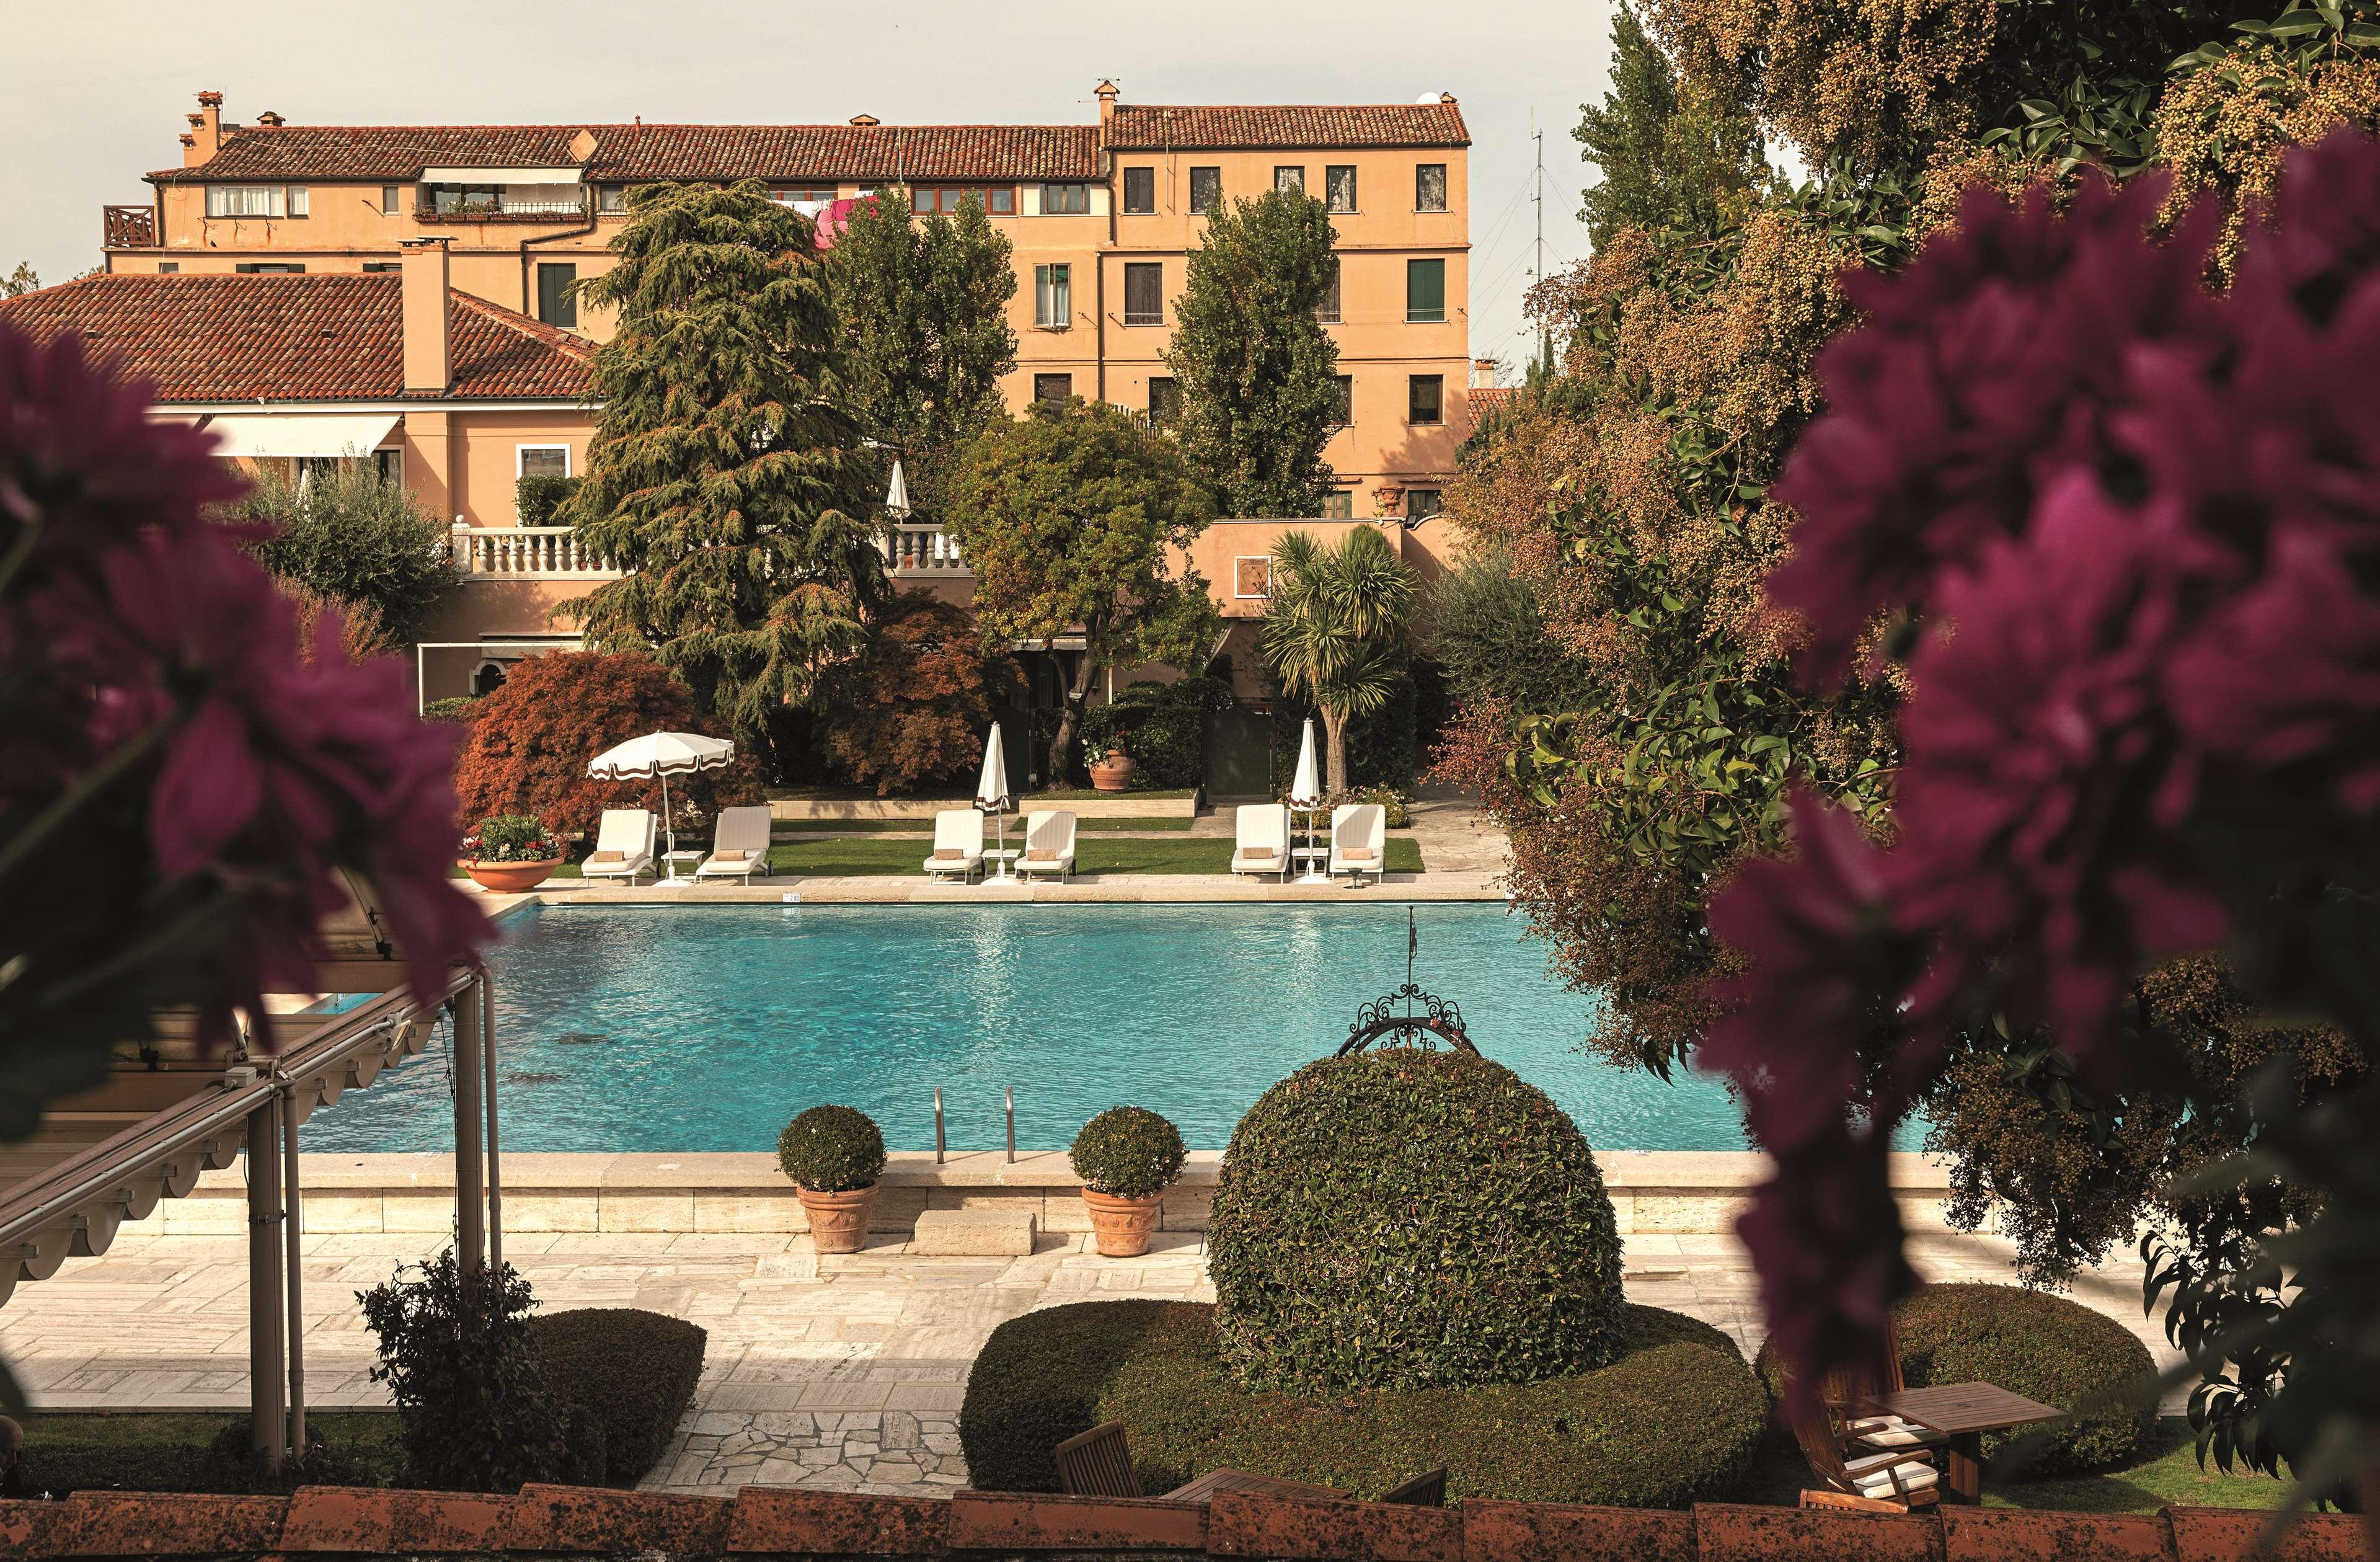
[826,187,1017,518]
[1165,188,1340,517]
[565,181,885,750]
[1575,4,1765,251]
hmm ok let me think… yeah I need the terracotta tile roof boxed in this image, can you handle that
[0,1484,2332,1561]
[0,273,593,402]
[151,123,1101,184]
[1107,102,1471,152]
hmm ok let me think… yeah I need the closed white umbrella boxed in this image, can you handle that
[587,731,735,884]
[885,458,913,518]
[1288,719,1329,884]
[976,723,1014,882]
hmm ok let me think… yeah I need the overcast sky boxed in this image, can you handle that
[1,0,1620,378]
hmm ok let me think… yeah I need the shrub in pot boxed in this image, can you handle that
[777,1105,887,1253]
[458,813,565,892]
[1071,1106,1188,1257]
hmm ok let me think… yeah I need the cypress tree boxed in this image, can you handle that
[1165,187,1340,517]
[565,180,884,747]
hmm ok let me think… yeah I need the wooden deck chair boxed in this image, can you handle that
[1838,1314,1947,1455]
[1382,1467,1448,1506]
[1786,1390,1939,1510]
[1054,1420,1143,1498]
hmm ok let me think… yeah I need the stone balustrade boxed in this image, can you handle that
[451,525,620,579]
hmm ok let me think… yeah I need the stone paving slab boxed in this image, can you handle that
[0,1223,2177,1500]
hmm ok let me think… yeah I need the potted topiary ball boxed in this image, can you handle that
[1069,1106,1187,1257]
[458,813,565,893]
[777,1105,887,1254]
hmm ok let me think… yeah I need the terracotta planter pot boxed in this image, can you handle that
[1087,752,1138,793]
[796,1184,878,1253]
[462,858,564,893]
[1081,1188,1164,1257]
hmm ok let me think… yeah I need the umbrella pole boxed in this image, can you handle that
[662,771,676,882]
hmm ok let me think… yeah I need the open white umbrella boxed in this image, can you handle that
[976,723,1014,882]
[587,731,735,884]
[1288,719,1330,884]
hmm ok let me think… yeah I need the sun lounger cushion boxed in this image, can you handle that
[933,848,966,861]
[587,851,625,864]
[710,849,750,863]
[1026,849,1061,863]
[1242,847,1277,861]
[1342,848,1376,862]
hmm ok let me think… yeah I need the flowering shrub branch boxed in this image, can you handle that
[1710,135,2380,1499]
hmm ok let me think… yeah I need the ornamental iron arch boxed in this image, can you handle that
[1337,909,1479,1055]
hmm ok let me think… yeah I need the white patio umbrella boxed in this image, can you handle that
[976,723,1015,882]
[884,458,913,517]
[587,731,735,884]
[1288,718,1330,884]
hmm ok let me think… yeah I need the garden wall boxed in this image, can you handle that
[161,1151,1988,1240]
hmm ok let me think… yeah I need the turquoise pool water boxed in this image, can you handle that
[301,903,1750,1153]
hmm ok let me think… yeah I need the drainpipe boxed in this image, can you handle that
[280,1081,306,1453]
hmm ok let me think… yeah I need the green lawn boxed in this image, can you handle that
[764,835,1425,877]
[20,1411,405,1496]
[1733,1419,2294,1514]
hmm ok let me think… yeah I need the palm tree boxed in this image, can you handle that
[1259,526,1418,794]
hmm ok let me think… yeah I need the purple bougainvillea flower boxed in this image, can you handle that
[1736,1123,1916,1413]
[1769,175,2221,679]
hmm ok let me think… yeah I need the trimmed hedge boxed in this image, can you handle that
[960,1300,1764,1507]
[1207,1049,1625,1393]
[1754,1282,2156,1474]
[531,1308,708,1486]
[777,1104,886,1192]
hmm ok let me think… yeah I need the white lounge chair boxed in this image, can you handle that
[697,805,774,884]
[1017,810,1077,882]
[580,809,657,884]
[1329,803,1387,886]
[1231,804,1291,881]
[922,809,985,882]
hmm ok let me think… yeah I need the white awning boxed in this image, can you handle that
[202,412,402,460]
[422,166,584,184]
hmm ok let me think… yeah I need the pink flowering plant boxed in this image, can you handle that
[460,814,564,865]
[0,324,494,1144]
[1711,133,2380,1503]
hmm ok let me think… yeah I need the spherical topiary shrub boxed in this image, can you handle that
[1071,1106,1188,1197]
[960,1300,1765,1506]
[776,1105,886,1192]
[1206,1049,1624,1394]
[1753,1282,2157,1475]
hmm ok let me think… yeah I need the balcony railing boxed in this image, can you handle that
[885,523,968,576]
[415,195,591,224]
[452,526,619,579]
[102,205,157,249]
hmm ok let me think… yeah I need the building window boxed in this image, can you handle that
[518,445,572,480]
[1190,166,1221,214]
[1407,258,1446,323]
[1328,375,1353,427]
[1405,489,1444,522]
[1321,490,1354,520]
[375,448,405,486]
[381,185,402,215]
[1274,166,1305,196]
[362,262,400,272]
[537,262,578,329]
[775,185,839,205]
[1417,164,1448,212]
[913,185,1013,216]
[1409,375,1444,425]
[1123,262,1163,326]
[206,184,299,218]
[157,262,180,274]
[1042,183,1090,215]
[598,185,626,214]
[234,262,304,274]
[1034,263,1071,328]
[1148,376,1180,427]
[1234,556,1272,598]
[1122,167,1154,213]
[1033,373,1073,405]
[1325,166,1356,213]
[1316,259,1342,324]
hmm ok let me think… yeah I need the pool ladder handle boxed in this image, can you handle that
[928,1085,1018,1166]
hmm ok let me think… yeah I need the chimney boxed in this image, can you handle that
[255,110,285,129]
[1438,92,1458,105]
[1095,80,1118,129]
[400,238,451,396]
[849,113,879,126]
[185,91,224,167]
[1471,357,1498,389]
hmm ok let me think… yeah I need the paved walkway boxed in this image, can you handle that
[0,1223,2174,1498]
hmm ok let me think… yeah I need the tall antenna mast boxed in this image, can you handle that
[1532,113,1544,291]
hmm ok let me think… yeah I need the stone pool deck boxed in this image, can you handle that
[0,1154,2184,1499]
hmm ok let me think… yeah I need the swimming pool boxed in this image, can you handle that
[299,903,1751,1153]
